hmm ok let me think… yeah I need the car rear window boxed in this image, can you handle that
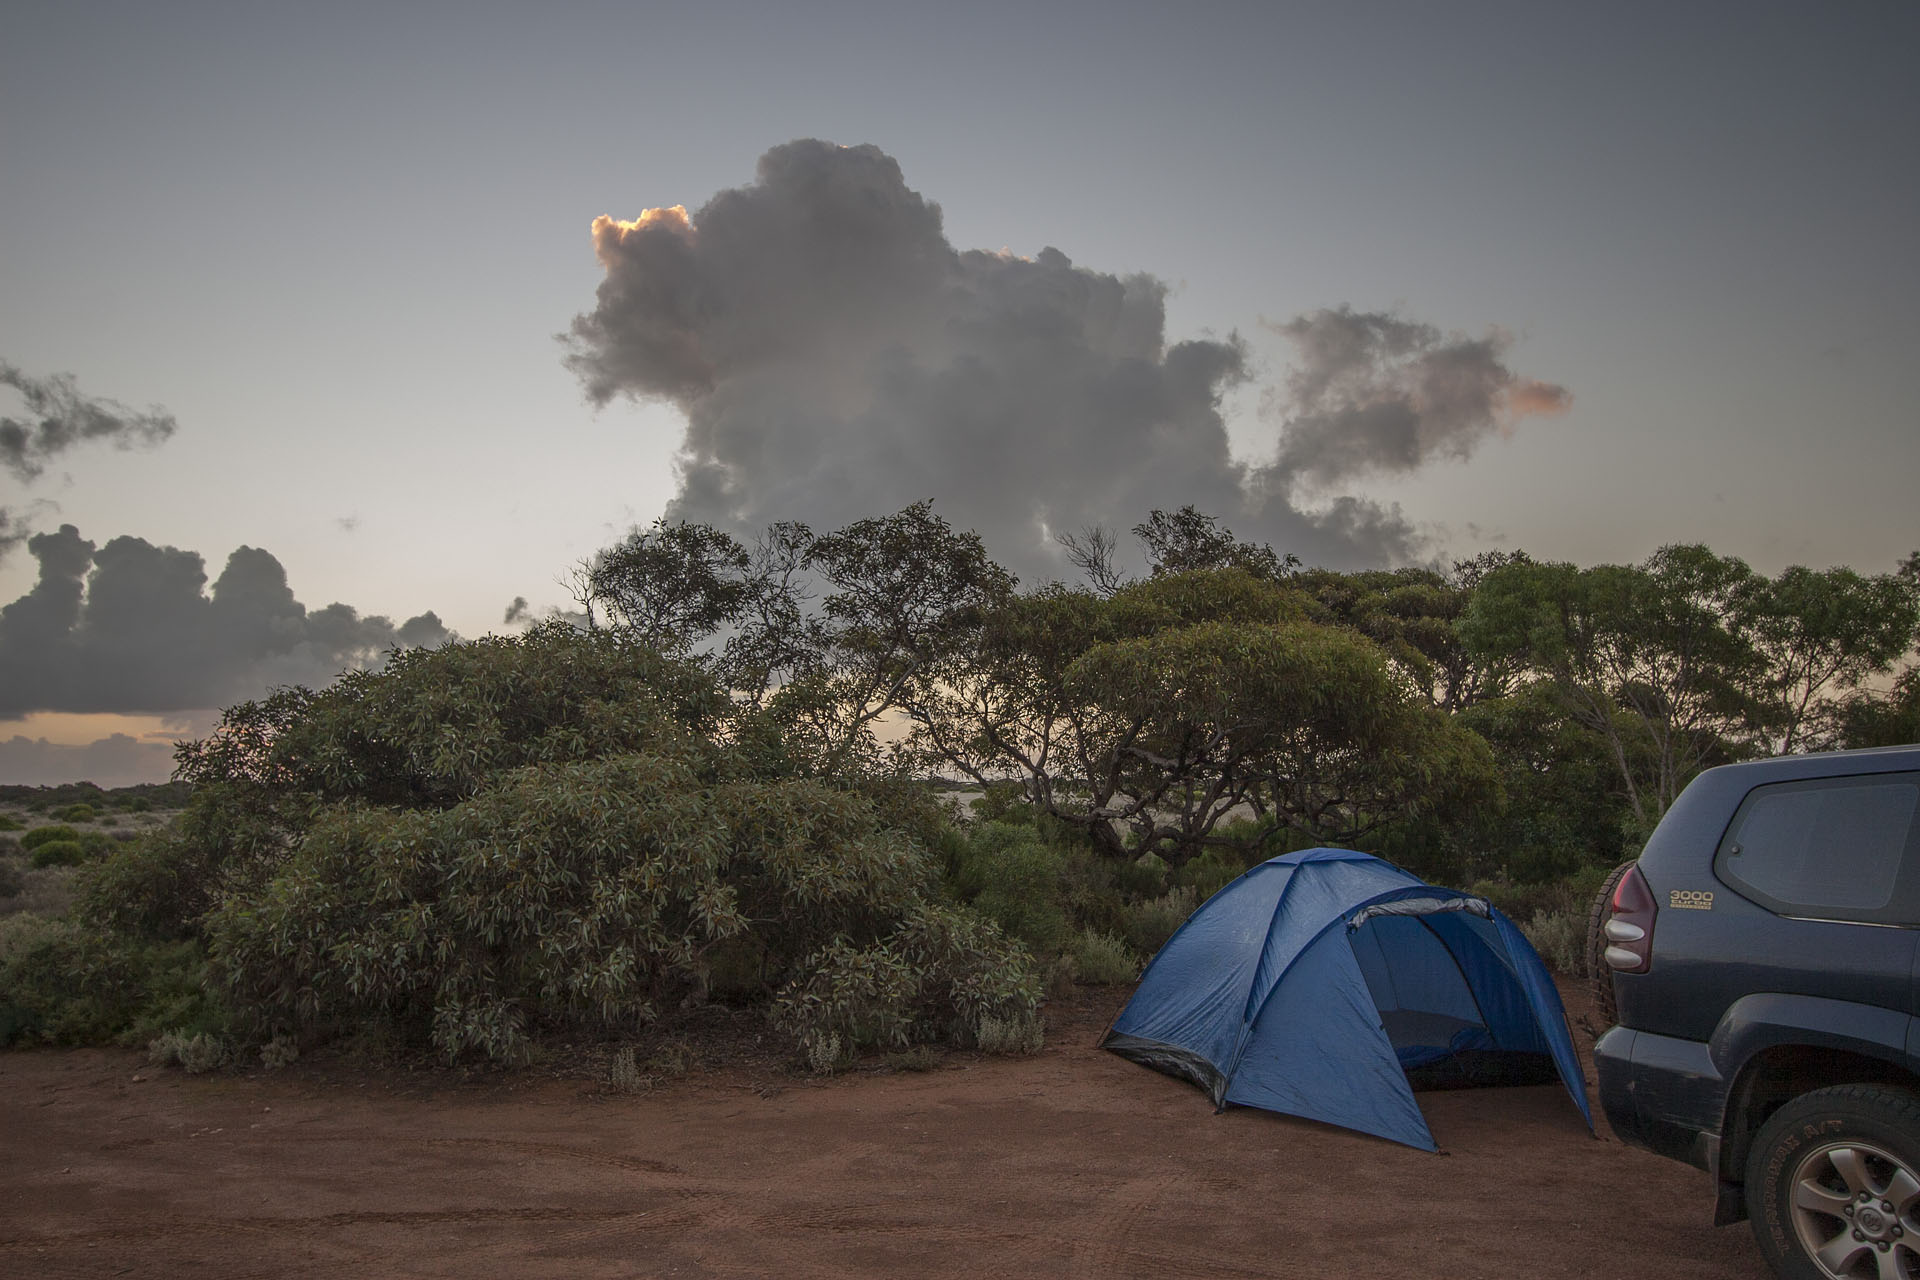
[1715,772,1920,923]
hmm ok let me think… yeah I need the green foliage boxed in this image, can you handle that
[53,804,97,823]
[20,825,80,850]
[1518,908,1586,977]
[0,859,23,900]
[1124,886,1197,958]
[942,822,1070,957]
[0,917,224,1047]
[1067,929,1138,985]
[1840,668,1920,749]
[28,839,87,869]
[197,748,1033,1064]
[148,1029,229,1073]
[0,815,24,832]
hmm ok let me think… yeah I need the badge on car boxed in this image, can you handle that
[1668,889,1713,911]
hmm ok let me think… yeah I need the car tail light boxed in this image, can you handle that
[1603,864,1657,974]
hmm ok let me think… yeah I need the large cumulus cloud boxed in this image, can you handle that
[565,140,1569,580]
[0,524,451,717]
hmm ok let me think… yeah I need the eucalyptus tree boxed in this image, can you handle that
[1458,545,1759,830]
[1732,561,1919,753]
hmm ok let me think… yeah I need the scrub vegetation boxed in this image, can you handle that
[2,506,1916,1077]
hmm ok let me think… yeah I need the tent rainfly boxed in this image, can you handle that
[1102,847,1594,1151]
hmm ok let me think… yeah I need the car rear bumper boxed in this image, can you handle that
[1594,1025,1725,1174]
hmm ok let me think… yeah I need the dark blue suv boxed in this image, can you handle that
[1594,745,1920,1280]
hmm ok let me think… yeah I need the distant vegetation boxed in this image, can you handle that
[2,504,1915,1075]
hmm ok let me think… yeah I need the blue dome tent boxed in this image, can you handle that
[1102,848,1593,1151]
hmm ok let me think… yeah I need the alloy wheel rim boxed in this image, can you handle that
[1789,1140,1920,1279]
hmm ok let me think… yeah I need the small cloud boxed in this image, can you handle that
[335,515,360,533]
[503,596,532,626]
[0,360,176,483]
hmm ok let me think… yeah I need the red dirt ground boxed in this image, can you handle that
[1,981,1764,1279]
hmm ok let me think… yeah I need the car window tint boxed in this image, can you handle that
[1717,775,1920,919]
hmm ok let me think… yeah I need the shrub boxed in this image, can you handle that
[28,839,87,869]
[53,804,96,824]
[1069,929,1138,985]
[943,822,1070,957]
[1124,886,1197,958]
[1176,846,1255,902]
[20,825,80,851]
[0,861,23,900]
[0,917,224,1047]
[260,1034,299,1069]
[975,1011,1044,1055]
[609,1046,643,1094]
[1520,908,1586,976]
[206,756,1035,1064]
[149,1029,228,1073]
[0,815,23,832]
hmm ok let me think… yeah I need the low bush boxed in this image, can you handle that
[53,804,97,824]
[148,1029,228,1074]
[1069,929,1138,985]
[1521,908,1586,976]
[943,822,1070,957]
[0,861,23,900]
[1124,886,1197,958]
[0,815,23,832]
[28,840,87,869]
[20,825,79,851]
[0,917,225,1047]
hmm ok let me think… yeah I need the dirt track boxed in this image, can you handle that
[1,984,1763,1279]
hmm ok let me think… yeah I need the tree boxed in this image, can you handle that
[766,502,1015,776]
[1458,545,1759,830]
[910,566,1497,866]
[1132,506,1298,580]
[1837,667,1920,749]
[1733,563,1919,753]
[587,518,752,654]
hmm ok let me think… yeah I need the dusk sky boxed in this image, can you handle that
[2,0,1915,785]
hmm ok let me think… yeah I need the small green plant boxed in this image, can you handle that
[1521,907,1586,976]
[149,1029,228,1073]
[0,815,24,832]
[804,1030,847,1076]
[609,1045,643,1093]
[28,839,87,869]
[0,861,23,900]
[647,1039,697,1079]
[883,1044,938,1072]
[99,816,119,828]
[975,1011,1044,1055]
[1069,929,1138,985]
[260,1034,299,1069]
[19,825,79,851]
[53,804,97,824]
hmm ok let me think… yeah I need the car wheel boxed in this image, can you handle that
[1745,1084,1920,1280]
[1583,860,1635,1029]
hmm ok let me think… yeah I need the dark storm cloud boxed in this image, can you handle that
[0,525,453,717]
[1261,307,1571,489]
[563,140,1473,579]
[0,508,29,562]
[0,361,177,483]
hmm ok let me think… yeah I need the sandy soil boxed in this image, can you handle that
[0,982,1764,1279]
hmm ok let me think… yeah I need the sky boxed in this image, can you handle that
[1,0,1915,785]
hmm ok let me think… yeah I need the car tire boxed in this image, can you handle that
[1745,1084,1920,1280]
[1583,859,1635,1029]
